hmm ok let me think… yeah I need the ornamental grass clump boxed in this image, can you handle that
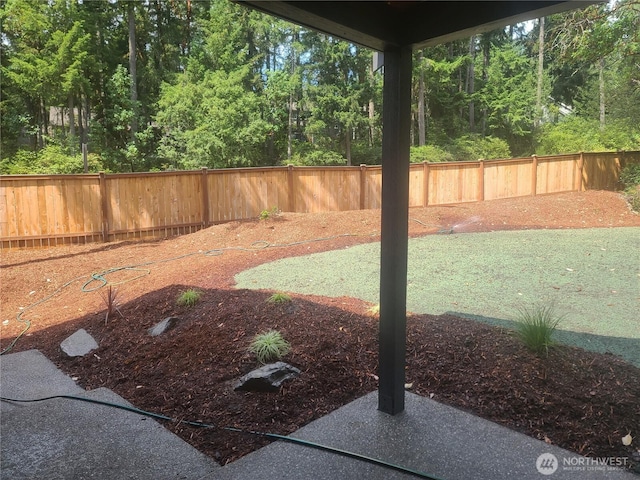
[177,289,201,308]
[249,330,291,364]
[267,292,292,304]
[515,304,564,356]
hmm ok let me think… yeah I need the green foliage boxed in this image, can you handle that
[515,304,564,356]
[248,330,291,364]
[0,145,103,174]
[289,148,346,166]
[176,289,201,308]
[451,135,511,161]
[1,0,637,171]
[349,143,382,165]
[536,117,640,155]
[620,163,640,188]
[480,43,537,155]
[259,207,280,220]
[410,137,510,163]
[267,292,292,304]
[625,190,640,213]
[620,162,640,212]
[537,117,605,154]
[410,145,454,163]
[155,66,272,169]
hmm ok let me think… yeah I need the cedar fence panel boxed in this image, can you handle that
[1,150,639,249]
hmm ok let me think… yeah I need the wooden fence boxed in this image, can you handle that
[1,151,638,249]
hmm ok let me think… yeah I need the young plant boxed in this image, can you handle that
[259,206,280,220]
[249,330,291,364]
[100,285,124,325]
[177,289,201,308]
[515,304,564,356]
[267,292,292,304]
[366,304,380,318]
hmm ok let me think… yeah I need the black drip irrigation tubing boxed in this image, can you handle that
[0,394,445,480]
[1,233,375,355]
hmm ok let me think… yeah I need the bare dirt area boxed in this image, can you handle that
[1,190,639,471]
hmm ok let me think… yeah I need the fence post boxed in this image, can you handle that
[531,155,538,196]
[422,162,429,206]
[576,152,585,191]
[360,164,367,209]
[478,160,485,201]
[287,164,295,212]
[99,172,109,242]
[201,167,210,228]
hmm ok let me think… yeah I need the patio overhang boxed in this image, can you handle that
[240,1,595,51]
[236,0,598,415]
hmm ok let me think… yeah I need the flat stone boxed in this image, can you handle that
[148,317,180,336]
[234,362,301,392]
[60,329,98,357]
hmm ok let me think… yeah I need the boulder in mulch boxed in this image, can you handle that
[60,329,98,357]
[234,362,301,392]
[148,317,180,336]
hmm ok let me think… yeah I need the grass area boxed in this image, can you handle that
[236,227,640,366]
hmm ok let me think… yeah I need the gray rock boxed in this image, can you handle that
[234,362,301,392]
[148,317,180,336]
[60,329,98,357]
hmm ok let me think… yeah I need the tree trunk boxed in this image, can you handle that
[368,57,375,146]
[128,2,138,143]
[535,17,545,128]
[345,126,352,166]
[286,29,298,160]
[467,36,476,132]
[287,89,294,159]
[77,100,84,151]
[417,50,426,146]
[83,95,90,144]
[481,36,490,137]
[599,57,605,131]
[68,95,76,153]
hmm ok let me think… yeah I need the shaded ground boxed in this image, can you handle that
[1,191,639,470]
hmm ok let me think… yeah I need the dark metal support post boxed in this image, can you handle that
[378,45,412,415]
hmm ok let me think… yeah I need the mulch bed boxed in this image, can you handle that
[12,285,640,471]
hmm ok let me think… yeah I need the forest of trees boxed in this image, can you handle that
[1,0,639,174]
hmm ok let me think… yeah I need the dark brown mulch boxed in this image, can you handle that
[11,285,640,470]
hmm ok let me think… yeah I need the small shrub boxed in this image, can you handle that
[625,189,640,213]
[259,206,280,220]
[451,135,511,161]
[366,304,380,317]
[620,163,640,189]
[515,304,564,356]
[267,292,292,304]
[177,289,201,307]
[620,163,640,213]
[410,145,453,163]
[289,149,346,166]
[100,286,124,325]
[249,330,291,364]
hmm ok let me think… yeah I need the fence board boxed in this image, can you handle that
[536,155,577,194]
[582,152,622,190]
[1,150,638,249]
[428,162,482,204]
[483,158,533,200]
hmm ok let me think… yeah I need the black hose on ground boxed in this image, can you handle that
[1,394,445,480]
